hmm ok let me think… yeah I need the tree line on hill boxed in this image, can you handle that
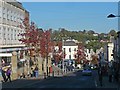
[50,28,117,52]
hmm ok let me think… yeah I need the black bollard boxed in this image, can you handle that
[44,72,46,79]
[52,71,54,77]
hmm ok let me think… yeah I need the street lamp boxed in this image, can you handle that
[107,13,120,89]
[107,14,120,18]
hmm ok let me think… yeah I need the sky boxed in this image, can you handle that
[18,0,119,2]
[22,2,118,33]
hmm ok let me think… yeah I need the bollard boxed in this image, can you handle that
[62,71,63,75]
[57,70,59,75]
[52,71,54,77]
[44,72,46,79]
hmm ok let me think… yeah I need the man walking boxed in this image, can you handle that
[108,65,113,82]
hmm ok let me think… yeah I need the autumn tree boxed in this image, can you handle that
[109,29,117,37]
[53,41,63,64]
[18,18,40,67]
[91,55,98,65]
[75,44,87,65]
[39,30,53,76]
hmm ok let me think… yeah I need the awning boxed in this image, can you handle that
[20,59,26,62]
[0,53,12,57]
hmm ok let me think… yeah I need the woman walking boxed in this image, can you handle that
[6,68,11,82]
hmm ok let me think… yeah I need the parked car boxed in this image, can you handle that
[82,68,92,76]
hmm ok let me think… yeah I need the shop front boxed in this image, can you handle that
[0,53,12,81]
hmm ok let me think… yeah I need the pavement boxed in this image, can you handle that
[94,70,120,89]
[2,66,77,88]
[2,69,120,89]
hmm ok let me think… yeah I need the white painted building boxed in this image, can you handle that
[85,49,92,61]
[0,0,28,53]
[104,43,114,62]
[0,0,29,70]
[62,40,78,60]
[0,0,29,80]
[93,33,98,37]
[113,31,120,63]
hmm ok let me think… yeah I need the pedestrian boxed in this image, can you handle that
[30,68,34,77]
[6,68,11,82]
[114,63,119,82]
[1,69,7,82]
[108,66,113,82]
[49,66,53,76]
[34,66,39,78]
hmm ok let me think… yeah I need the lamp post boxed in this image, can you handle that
[107,14,120,89]
[107,14,119,62]
[62,38,65,74]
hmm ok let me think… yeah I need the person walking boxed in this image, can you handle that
[99,69,103,86]
[114,63,119,82]
[34,66,39,78]
[108,66,113,82]
[30,68,34,77]
[6,68,11,82]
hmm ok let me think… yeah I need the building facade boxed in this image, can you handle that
[104,43,114,62]
[62,39,78,60]
[0,0,29,57]
[0,1,24,46]
[0,0,29,80]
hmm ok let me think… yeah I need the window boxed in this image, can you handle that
[8,28,9,32]
[3,27,6,31]
[11,34,13,40]
[8,34,9,40]
[69,55,71,59]
[63,48,65,52]
[0,33,1,39]
[7,9,9,20]
[74,48,76,51]
[11,11,13,21]
[3,33,6,39]
[7,14,9,20]
[15,34,16,40]
[3,7,6,19]
[69,48,71,52]
[8,28,9,40]
[89,49,90,53]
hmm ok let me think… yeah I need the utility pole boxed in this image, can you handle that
[46,31,49,76]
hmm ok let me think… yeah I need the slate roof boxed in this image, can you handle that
[7,1,25,10]
[64,41,77,46]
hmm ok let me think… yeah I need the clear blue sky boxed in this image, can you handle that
[22,2,118,33]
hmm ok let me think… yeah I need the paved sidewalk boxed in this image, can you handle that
[2,77,44,88]
[2,69,77,88]
[95,74,120,89]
